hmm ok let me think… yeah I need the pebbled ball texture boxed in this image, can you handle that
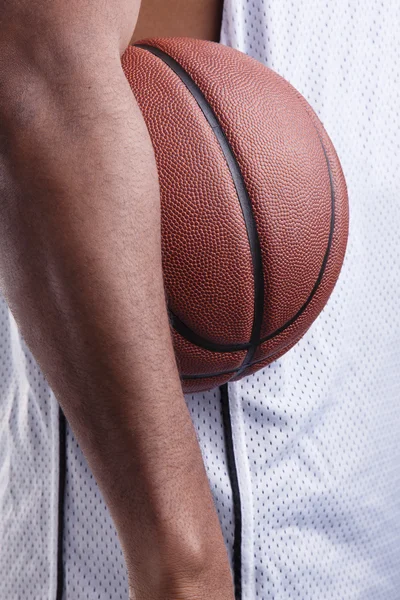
[121,37,349,393]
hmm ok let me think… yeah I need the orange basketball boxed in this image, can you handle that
[121,37,349,394]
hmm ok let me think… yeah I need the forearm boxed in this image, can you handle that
[0,48,232,597]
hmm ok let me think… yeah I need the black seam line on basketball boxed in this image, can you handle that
[181,331,298,380]
[56,407,66,600]
[257,129,336,343]
[168,309,251,352]
[181,132,336,380]
[134,43,265,361]
[134,44,335,361]
[174,126,335,359]
[220,384,242,600]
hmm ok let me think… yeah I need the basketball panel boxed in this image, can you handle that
[122,46,255,347]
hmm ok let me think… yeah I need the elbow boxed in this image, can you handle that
[0,36,64,135]
[0,26,119,133]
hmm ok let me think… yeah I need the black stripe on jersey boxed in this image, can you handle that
[220,383,242,600]
[56,407,66,600]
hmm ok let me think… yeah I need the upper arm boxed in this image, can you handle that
[0,0,141,68]
[0,0,142,131]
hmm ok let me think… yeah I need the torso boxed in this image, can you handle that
[131,0,223,44]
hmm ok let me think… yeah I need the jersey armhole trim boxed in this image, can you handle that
[56,407,66,600]
[220,383,243,599]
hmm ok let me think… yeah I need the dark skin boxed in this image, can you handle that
[132,0,224,43]
[0,1,233,600]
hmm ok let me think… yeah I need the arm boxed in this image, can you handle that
[0,2,234,599]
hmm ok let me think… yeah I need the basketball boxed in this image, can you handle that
[121,37,349,394]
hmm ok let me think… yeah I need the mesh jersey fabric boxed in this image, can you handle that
[1,1,400,599]
[0,296,60,600]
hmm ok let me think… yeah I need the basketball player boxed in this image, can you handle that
[0,1,399,599]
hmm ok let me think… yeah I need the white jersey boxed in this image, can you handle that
[1,1,399,599]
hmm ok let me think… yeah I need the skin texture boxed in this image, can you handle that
[0,1,233,599]
[132,0,224,43]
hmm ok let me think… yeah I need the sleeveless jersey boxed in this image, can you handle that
[1,1,399,599]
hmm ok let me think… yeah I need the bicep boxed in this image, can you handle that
[0,0,141,64]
